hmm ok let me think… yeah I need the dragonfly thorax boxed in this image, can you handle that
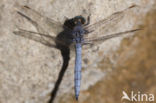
[72,25,85,44]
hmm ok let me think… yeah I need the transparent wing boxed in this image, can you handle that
[15,4,64,35]
[13,28,56,47]
[83,28,142,48]
[13,28,72,48]
[84,5,139,37]
[14,5,73,48]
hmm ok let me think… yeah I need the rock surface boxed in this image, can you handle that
[0,0,155,103]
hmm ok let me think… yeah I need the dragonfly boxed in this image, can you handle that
[13,4,142,101]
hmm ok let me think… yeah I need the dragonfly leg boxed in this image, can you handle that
[84,29,94,35]
[84,14,91,26]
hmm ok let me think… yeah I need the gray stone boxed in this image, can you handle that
[0,0,155,103]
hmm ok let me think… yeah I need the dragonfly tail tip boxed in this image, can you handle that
[75,96,79,101]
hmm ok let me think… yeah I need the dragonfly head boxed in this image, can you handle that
[73,16,86,26]
[63,16,86,29]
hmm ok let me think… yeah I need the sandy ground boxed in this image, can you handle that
[0,0,155,103]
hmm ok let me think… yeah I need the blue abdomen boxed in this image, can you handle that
[74,43,82,100]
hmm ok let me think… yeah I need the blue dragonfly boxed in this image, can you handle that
[14,5,142,101]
